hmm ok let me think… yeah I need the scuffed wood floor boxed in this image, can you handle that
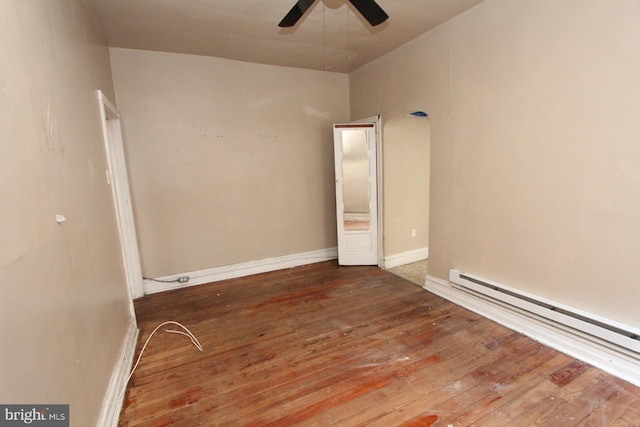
[119,261,640,426]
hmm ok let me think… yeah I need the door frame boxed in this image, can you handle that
[96,90,144,302]
[334,115,382,266]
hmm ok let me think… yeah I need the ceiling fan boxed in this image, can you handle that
[279,0,389,28]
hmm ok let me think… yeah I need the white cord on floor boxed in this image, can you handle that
[119,321,203,402]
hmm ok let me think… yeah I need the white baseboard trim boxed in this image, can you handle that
[143,247,338,295]
[424,275,640,387]
[383,247,428,269]
[97,316,139,427]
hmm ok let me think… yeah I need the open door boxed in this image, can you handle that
[333,121,379,265]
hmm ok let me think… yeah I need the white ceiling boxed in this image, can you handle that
[84,0,484,73]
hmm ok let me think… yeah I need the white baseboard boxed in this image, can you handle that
[97,316,139,427]
[423,275,640,387]
[143,247,338,295]
[383,247,428,269]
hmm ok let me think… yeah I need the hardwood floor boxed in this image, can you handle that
[119,261,640,426]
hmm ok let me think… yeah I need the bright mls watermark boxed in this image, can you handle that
[0,405,68,426]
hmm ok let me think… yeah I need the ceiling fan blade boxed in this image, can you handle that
[278,0,317,27]
[348,0,389,26]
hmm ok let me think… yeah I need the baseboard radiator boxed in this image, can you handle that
[449,269,640,355]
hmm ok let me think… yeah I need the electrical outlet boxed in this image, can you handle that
[177,276,190,283]
[411,229,417,237]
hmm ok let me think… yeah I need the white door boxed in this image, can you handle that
[333,122,379,265]
[97,90,144,301]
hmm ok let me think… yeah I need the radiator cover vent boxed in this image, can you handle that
[449,270,640,354]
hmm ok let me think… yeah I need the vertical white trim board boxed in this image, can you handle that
[383,247,428,269]
[423,275,640,387]
[96,90,144,301]
[97,316,138,427]
[144,247,338,294]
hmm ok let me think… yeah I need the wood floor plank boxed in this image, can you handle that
[358,335,542,427]
[140,299,462,425]
[118,261,640,426]
[469,353,574,425]
[330,323,518,426]
[426,345,561,426]
[579,380,640,426]
[503,366,614,426]
[127,292,455,413]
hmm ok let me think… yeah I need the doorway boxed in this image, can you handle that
[381,112,431,269]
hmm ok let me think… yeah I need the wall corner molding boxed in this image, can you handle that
[97,316,138,427]
[423,275,640,388]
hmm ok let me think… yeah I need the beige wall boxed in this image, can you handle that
[0,1,132,424]
[351,0,640,327]
[383,114,430,256]
[110,48,349,277]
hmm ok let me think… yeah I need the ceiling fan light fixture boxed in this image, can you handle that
[278,0,388,28]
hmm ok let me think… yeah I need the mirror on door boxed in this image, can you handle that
[341,129,370,231]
